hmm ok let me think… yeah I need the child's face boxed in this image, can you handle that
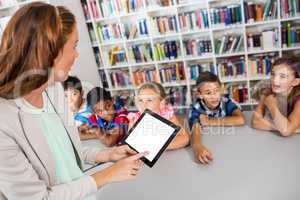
[64,89,82,112]
[93,100,114,121]
[135,88,162,113]
[198,82,222,109]
[271,64,299,95]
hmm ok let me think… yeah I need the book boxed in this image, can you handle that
[188,62,215,80]
[128,43,153,63]
[281,0,300,18]
[146,0,175,7]
[247,29,279,51]
[159,62,186,83]
[81,0,91,21]
[178,9,209,32]
[244,1,266,23]
[166,86,187,107]
[154,40,180,61]
[210,4,242,27]
[281,22,300,48]
[218,57,246,79]
[132,67,158,85]
[215,34,244,54]
[183,38,212,56]
[248,53,277,77]
[224,83,248,103]
[97,22,122,42]
[152,15,179,35]
[110,70,132,87]
[108,46,127,66]
[99,70,109,88]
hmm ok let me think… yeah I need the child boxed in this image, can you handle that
[62,76,95,140]
[86,87,129,147]
[251,56,300,137]
[189,72,245,164]
[127,82,190,150]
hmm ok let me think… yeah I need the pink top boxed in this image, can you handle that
[127,104,174,123]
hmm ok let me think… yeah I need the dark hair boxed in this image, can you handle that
[196,71,221,90]
[62,76,82,93]
[272,56,300,113]
[0,2,76,99]
[86,87,112,109]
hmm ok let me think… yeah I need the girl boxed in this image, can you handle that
[251,56,300,137]
[0,3,147,199]
[128,82,190,150]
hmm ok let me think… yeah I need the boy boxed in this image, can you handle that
[189,72,245,165]
[62,76,97,140]
[86,87,129,147]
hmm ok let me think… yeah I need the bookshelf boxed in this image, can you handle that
[81,0,300,110]
[0,0,50,38]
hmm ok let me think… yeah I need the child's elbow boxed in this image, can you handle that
[238,116,245,126]
[182,133,190,147]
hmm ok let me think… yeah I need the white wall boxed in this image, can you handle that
[51,0,100,91]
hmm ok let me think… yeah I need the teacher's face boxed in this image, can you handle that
[52,25,79,82]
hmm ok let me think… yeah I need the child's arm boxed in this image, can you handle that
[251,95,276,131]
[166,115,190,150]
[96,127,123,147]
[264,95,300,136]
[78,124,98,140]
[199,109,245,126]
[191,123,213,164]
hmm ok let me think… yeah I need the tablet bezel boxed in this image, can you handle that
[121,109,181,168]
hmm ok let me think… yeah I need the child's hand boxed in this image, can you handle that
[194,145,213,164]
[264,94,277,108]
[108,145,139,162]
[199,114,209,126]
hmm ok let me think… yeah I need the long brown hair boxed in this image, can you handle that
[0,2,75,99]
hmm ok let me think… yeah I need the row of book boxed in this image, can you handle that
[132,67,158,85]
[189,63,215,81]
[152,15,179,35]
[110,70,132,87]
[225,84,248,103]
[87,24,97,43]
[218,57,246,78]
[247,29,279,51]
[281,0,300,18]
[108,47,127,65]
[210,4,242,27]
[166,86,187,107]
[215,35,244,55]
[128,43,153,63]
[250,80,271,103]
[248,54,275,77]
[244,0,277,23]
[98,0,144,18]
[124,19,148,39]
[97,23,122,42]
[178,9,209,32]
[154,40,180,61]
[281,23,300,48]
[158,62,186,83]
[99,70,109,88]
[183,38,212,56]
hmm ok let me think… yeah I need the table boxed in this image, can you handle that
[82,112,300,200]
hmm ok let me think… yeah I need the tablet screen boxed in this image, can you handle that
[125,112,177,162]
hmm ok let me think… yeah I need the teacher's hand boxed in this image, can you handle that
[108,145,138,162]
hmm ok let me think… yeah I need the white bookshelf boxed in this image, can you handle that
[0,0,50,38]
[81,0,300,109]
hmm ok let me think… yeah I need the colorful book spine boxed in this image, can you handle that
[262,0,277,20]
[178,9,209,32]
[210,4,242,27]
[124,19,148,39]
[159,63,186,83]
[108,46,127,66]
[98,22,122,42]
[247,29,279,50]
[189,63,215,80]
[132,67,157,85]
[110,70,132,87]
[281,22,300,48]
[81,0,91,20]
[248,54,276,77]
[154,40,180,61]
[128,43,153,63]
[183,38,212,56]
[225,84,248,103]
[166,86,187,107]
[281,0,300,18]
[99,70,109,88]
[244,1,264,23]
[87,24,97,43]
[215,35,243,54]
[218,57,246,78]
[152,15,179,35]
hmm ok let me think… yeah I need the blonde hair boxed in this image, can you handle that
[137,82,166,99]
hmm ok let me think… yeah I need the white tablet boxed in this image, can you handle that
[122,109,180,167]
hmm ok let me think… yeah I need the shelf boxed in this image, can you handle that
[249,76,270,81]
[280,15,300,22]
[176,1,207,8]
[152,32,181,40]
[184,54,214,61]
[128,61,156,67]
[105,63,130,69]
[247,48,280,55]
[245,19,279,27]
[211,23,243,32]
[220,77,247,83]
[181,29,210,36]
[215,52,245,58]
[107,86,136,91]
[281,46,300,51]
[156,58,183,64]
[125,37,151,43]
[94,15,119,22]
[100,40,125,47]
[162,81,187,87]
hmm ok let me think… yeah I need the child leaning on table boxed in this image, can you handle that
[127,82,190,150]
[189,72,245,164]
[251,56,300,137]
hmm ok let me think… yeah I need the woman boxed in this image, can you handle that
[0,2,147,199]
